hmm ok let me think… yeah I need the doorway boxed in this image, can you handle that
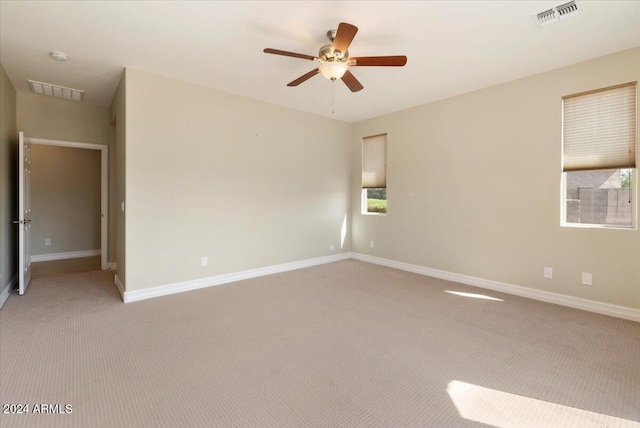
[25,136,108,276]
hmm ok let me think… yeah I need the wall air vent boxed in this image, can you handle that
[533,0,580,27]
[27,79,84,102]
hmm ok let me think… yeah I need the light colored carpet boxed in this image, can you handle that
[30,255,101,279]
[0,260,638,427]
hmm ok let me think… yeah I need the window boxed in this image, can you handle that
[562,82,637,228]
[362,134,387,214]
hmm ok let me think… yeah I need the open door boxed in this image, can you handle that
[17,132,32,294]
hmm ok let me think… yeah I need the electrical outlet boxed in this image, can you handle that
[582,272,592,285]
[369,240,375,248]
[45,238,51,246]
[201,257,208,267]
[329,245,335,252]
[544,267,552,279]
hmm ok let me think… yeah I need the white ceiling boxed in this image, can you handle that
[1,1,639,123]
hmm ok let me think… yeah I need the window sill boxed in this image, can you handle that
[561,223,636,230]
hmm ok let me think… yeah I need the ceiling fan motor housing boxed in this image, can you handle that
[319,44,348,62]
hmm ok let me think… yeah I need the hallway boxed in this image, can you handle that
[31,255,103,279]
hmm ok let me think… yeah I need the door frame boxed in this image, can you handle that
[26,137,109,271]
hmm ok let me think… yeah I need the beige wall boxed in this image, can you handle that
[351,48,640,309]
[0,64,18,304]
[30,145,101,256]
[125,68,351,292]
[109,71,126,286]
[17,92,109,146]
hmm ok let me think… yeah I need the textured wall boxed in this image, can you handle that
[17,92,109,146]
[124,68,351,292]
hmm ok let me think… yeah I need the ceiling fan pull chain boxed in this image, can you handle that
[331,79,335,115]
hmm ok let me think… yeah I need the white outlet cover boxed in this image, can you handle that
[201,257,208,267]
[544,267,552,279]
[45,238,51,246]
[582,272,592,285]
[329,245,335,252]
[369,241,375,248]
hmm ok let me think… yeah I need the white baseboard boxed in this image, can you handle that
[114,274,124,300]
[117,250,638,322]
[31,249,101,262]
[0,275,17,309]
[352,253,640,323]
[123,252,352,304]
[109,262,117,271]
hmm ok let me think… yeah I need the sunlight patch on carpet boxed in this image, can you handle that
[447,380,640,427]
[444,290,504,301]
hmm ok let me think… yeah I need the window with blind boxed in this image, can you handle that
[362,134,387,214]
[562,82,637,228]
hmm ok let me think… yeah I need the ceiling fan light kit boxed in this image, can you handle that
[319,62,348,80]
[264,22,407,93]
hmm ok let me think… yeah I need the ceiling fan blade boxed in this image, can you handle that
[264,48,317,61]
[332,22,358,57]
[287,68,320,87]
[341,70,363,92]
[350,56,408,67]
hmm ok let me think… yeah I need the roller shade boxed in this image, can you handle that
[563,82,636,172]
[362,134,387,189]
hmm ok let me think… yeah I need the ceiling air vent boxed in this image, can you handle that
[557,0,579,18]
[535,8,558,27]
[27,79,84,102]
[533,0,580,27]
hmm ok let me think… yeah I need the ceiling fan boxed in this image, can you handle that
[264,22,407,93]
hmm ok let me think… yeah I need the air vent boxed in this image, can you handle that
[27,79,84,102]
[533,0,580,27]
[557,0,579,18]
[535,8,558,27]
